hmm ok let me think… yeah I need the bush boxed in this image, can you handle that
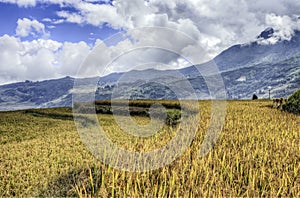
[282,89,300,115]
[166,110,181,126]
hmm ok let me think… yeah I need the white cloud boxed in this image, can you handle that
[0,29,201,84]
[57,2,128,28]
[0,34,93,84]
[0,0,36,7]
[0,33,138,84]
[266,14,300,40]
[47,25,56,29]
[57,41,91,76]
[52,19,65,24]
[16,18,49,38]
[0,35,58,84]
[56,11,83,24]
[256,14,300,45]
[42,18,52,22]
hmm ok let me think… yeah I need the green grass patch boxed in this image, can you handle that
[282,89,300,114]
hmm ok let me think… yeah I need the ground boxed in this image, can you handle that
[0,100,299,197]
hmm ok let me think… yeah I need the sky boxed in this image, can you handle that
[0,0,300,84]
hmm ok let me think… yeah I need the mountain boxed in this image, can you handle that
[0,28,300,111]
[0,76,74,111]
[257,27,274,39]
[213,29,300,71]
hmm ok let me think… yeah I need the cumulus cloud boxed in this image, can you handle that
[0,35,59,84]
[0,29,202,84]
[0,35,95,84]
[57,41,91,76]
[255,14,300,45]
[0,33,165,84]
[16,18,49,38]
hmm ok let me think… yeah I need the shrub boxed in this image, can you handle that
[166,110,181,126]
[282,89,300,115]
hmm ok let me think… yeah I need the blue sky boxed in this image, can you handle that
[0,2,119,43]
[0,0,299,84]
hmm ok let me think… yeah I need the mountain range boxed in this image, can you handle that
[0,28,299,111]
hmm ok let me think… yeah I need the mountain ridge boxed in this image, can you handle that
[0,28,299,111]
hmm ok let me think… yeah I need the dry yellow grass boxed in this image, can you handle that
[0,100,299,197]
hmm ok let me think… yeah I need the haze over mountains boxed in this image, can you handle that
[0,28,299,111]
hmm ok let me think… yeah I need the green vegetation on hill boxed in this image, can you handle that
[283,89,300,114]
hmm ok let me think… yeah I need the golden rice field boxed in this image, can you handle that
[0,100,299,197]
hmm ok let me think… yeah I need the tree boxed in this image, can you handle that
[252,94,258,100]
